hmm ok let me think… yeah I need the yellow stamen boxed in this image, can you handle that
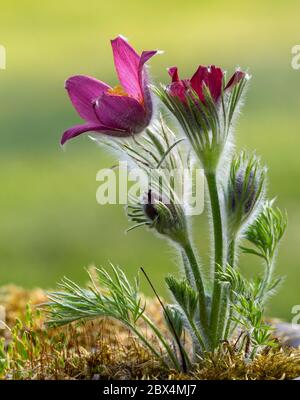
[107,85,128,97]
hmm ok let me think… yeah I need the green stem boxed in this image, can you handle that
[182,241,210,349]
[206,172,225,348]
[141,266,190,372]
[181,250,194,287]
[224,238,237,339]
[228,238,236,268]
[188,318,206,351]
[258,258,274,301]
[127,322,169,367]
[141,314,181,371]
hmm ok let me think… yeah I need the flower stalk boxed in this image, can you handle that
[181,241,210,347]
[205,171,226,347]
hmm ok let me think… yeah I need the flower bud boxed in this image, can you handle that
[226,152,266,235]
[142,190,188,244]
[154,67,249,172]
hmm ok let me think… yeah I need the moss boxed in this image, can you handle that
[0,285,299,380]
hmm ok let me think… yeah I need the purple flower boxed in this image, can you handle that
[61,36,157,145]
[167,65,245,104]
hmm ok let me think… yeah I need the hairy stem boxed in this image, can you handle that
[206,172,225,348]
[181,250,194,287]
[142,314,181,371]
[223,238,237,339]
[228,238,237,268]
[188,318,206,351]
[127,322,169,367]
[258,258,275,301]
[141,266,190,372]
[182,241,210,349]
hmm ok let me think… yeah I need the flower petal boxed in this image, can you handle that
[190,66,209,102]
[167,67,190,101]
[225,70,246,90]
[111,36,141,99]
[191,65,223,102]
[207,66,223,101]
[61,122,104,145]
[111,36,157,101]
[138,50,157,117]
[65,75,110,123]
[168,81,187,101]
[168,66,180,82]
[95,93,147,133]
[140,50,157,68]
[139,50,157,83]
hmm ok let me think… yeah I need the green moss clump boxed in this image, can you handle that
[0,286,299,380]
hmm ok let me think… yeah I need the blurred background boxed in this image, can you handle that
[0,0,299,319]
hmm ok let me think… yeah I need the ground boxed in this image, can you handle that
[0,285,299,380]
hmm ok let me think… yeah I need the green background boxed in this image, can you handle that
[0,0,299,319]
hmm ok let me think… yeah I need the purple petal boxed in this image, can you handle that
[190,66,209,102]
[65,75,110,123]
[139,50,157,84]
[138,50,157,117]
[139,50,157,66]
[61,122,104,145]
[207,66,223,102]
[168,66,180,82]
[111,36,141,99]
[191,65,223,102]
[168,81,187,101]
[111,36,157,102]
[225,70,246,91]
[95,92,147,133]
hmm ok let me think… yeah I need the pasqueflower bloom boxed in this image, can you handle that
[167,65,245,103]
[61,36,157,145]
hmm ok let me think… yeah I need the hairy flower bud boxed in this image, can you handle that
[142,190,188,244]
[154,66,249,172]
[226,151,266,236]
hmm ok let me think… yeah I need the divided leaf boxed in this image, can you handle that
[165,276,198,320]
[241,200,287,263]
